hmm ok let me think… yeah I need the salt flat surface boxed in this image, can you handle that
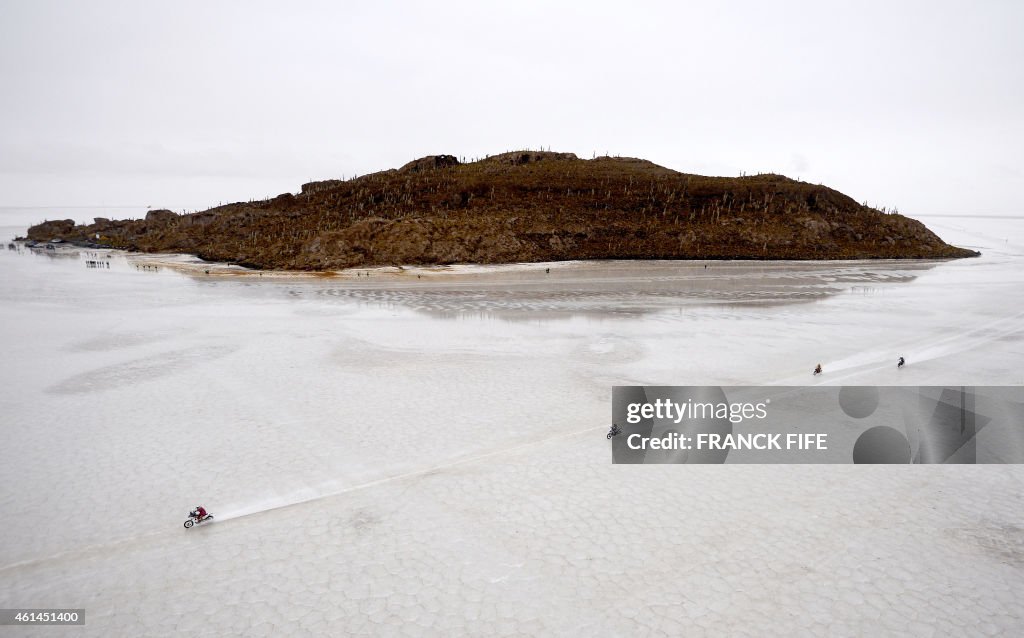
[1,214,1023,636]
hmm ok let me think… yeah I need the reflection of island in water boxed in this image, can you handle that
[7,240,941,322]
[289,260,941,322]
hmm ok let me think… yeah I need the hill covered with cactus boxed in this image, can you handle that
[26,151,978,269]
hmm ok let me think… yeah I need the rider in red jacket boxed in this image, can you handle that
[193,505,208,520]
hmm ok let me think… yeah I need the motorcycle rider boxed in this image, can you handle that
[813,363,822,375]
[192,504,208,521]
[898,356,905,369]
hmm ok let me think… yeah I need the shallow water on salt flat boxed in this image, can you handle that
[1,213,1023,636]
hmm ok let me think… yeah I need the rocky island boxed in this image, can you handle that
[27,151,978,270]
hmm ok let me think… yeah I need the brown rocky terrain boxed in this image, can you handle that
[26,151,978,269]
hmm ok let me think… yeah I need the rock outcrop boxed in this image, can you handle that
[26,151,979,269]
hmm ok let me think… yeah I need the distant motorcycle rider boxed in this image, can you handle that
[898,356,905,369]
[192,505,208,521]
[813,363,822,375]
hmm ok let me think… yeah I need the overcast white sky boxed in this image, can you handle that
[1,0,1021,216]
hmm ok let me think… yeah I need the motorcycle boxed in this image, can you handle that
[184,510,214,529]
[607,424,622,439]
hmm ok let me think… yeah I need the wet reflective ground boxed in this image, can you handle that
[1,214,1023,636]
